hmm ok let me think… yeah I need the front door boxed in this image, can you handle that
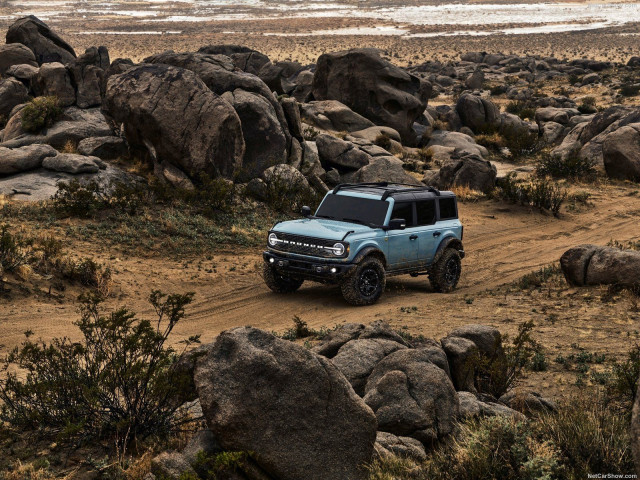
[386,202,420,269]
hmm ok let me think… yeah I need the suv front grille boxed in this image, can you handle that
[269,232,345,258]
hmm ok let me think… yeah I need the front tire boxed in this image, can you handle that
[429,248,462,293]
[263,264,304,293]
[341,257,386,306]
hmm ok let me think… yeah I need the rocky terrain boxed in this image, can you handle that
[1,13,640,480]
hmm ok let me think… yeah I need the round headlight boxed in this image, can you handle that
[333,243,346,256]
[268,233,278,246]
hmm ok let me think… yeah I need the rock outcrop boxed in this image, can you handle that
[6,15,76,65]
[103,64,245,181]
[313,48,430,145]
[560,245,640,288]
[194,327,377,480]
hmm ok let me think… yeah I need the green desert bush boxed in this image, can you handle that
[21,97,63,133]
[472,320,543,398]
[608,344,640,404]
[52,180,108,218]
[535,395,634,478]
[619,83,640,97]
[0,224,28,272]
[0,290,198,453]
[501,125,540,159]
[422,416,561,480]
[537,152,597,179]
[496,173,567,216]
[370,395,633,480]
[505,100,536,121]
[578,96,598,114]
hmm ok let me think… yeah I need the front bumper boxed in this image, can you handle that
[263,251,357,283]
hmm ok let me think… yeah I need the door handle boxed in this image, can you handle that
[433,232,442,237]
[410,235,418,240]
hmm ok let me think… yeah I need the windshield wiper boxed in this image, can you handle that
[343,218,377,228]
[316,214,335,219]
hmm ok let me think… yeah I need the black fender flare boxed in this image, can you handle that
[432,236,465,265]
[352,246,387,267]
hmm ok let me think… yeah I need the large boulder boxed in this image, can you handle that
[602,124,640,182]
[34,62,76,107]
[6,16,76,65]
[194,327,377,480]
[223,89,287,180]
[313,48,431,145]
[197,44,270,76]
[423,154,496,193]
[456,93,500,133]
[77,136,127,160]
[374,432,427,462]
[102,64,245,181]
[560,245,640,288]
[0,78,29,120]
[2,107,113,149]
[331,338,408,396]
[0,144,57,175]
[315,134,371,171]
[441,336,479,392]
[150,452,197,480]
[69,46,110,109]
[300,100,375,133]
[0,43,37,75]
[535,107,579,125]
[426,130,489,158]
[42,153,101,174]
[551,106,636,165]
[347,156,421,185]
[143,51,291,148]
[441,325,504,393]
[363,349,459,444]
[0,163,138,201]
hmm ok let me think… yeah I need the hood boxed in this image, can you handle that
[273,218,373,241]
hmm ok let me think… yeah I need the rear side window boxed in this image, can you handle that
[391,202,415,226]
[416,200,436,226]
[439,198,458,220]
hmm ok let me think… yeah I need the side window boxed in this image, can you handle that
[416,200,436,226]
[391,202,414,226]
[439,198,458,220]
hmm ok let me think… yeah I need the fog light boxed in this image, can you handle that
[330,267,337,273]
[269,258,275,264]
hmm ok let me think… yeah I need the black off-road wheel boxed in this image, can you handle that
[341,257,386,306]
[429,248,462,293]
[263,264,304,293]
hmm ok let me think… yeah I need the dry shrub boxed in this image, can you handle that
[60,140,78,154]
[451,185,485,202]
[54,257,113,296]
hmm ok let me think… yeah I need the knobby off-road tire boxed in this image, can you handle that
[341,257,386,306]
[429,248,462,293]
[263,264,304,293]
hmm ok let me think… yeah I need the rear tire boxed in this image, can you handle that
[429,248,462,293]
[263,264,304,293]
[341,257,386,306]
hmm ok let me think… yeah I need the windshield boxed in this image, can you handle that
[315,194,390,226]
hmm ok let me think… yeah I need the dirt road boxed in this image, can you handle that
[2,184,640,352]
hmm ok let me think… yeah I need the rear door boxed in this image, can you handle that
[415,199,439,266]
[386,201,420,269]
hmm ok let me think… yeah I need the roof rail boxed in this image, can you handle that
[380,185,441,201]
[332,182,389,194]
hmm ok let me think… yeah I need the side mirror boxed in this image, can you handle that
[389,218,406,230]
[301,206,312,218]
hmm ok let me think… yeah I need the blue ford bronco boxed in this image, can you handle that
[263,182,465,305]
